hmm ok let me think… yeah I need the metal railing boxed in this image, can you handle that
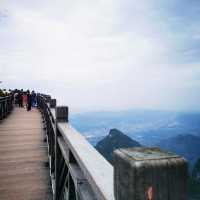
[0,95,13,120]
[37,94,114,200]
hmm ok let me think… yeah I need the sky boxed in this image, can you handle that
[0,0,200,113]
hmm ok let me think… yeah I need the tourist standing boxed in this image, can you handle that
[27,90,32,111]
[18,90,23,107]
[31,91,36,107]
[22,92,27,108]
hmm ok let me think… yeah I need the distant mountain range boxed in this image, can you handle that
[95,129,200,169]
[71,109,200,198]
[95,128,141,163]
[156,134,200,169]
[70,110,200,146]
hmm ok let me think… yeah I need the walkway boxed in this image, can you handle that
[0,107,52,200]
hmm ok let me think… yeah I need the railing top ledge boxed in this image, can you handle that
[0,95,12,101]
[58,123,114,200]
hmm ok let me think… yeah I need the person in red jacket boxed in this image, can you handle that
[22,92,27,108]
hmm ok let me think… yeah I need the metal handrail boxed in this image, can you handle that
[0,95,13,120]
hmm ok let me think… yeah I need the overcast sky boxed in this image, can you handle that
[0,0,200,113]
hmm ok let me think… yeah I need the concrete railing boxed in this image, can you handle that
[37,94,114,200]
[37,94,188,200]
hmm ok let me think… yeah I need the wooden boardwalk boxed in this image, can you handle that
[0,107,52,200]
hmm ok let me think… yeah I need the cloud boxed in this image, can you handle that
[0,0,200,112]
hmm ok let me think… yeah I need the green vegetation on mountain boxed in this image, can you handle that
[95,128,141,164]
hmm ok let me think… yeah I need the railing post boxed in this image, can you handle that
[3,100,5,118]
[56,106,68,122]
[55,106,68,200]
[0,102,2,120]
[113,147,188,200]
[46,96,51,104]
[49,99,56,175]
[5,97,7,115]
[50,99,56,108]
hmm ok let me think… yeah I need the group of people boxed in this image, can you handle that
[14,89,37,111]
[0,88,37,111]
[0,89,12,97]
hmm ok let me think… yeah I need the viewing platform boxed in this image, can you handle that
[0,106,52,199]
[0,94,188,200]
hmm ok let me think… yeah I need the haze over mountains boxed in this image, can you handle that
[71,109,200,169]
[71,109,200,146]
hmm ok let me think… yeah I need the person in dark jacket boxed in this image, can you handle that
[31,90,36,107]
[27,90,32,111]
[18,90,23,107]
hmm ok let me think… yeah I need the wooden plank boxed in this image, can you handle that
[0,107,52,200]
